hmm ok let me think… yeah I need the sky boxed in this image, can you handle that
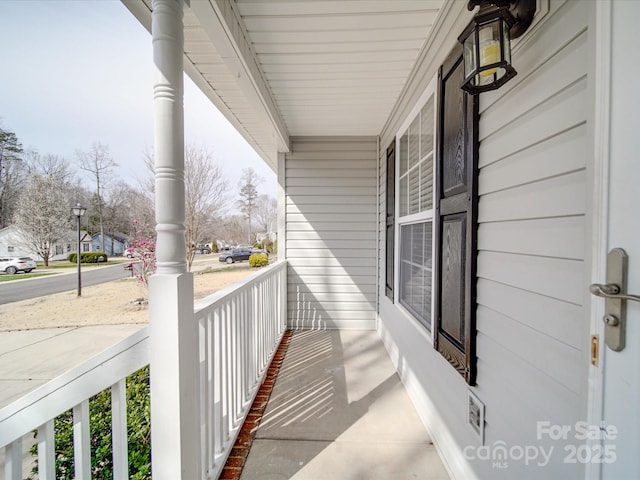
[0,0,277,202]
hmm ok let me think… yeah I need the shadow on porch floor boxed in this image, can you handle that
[237,329,450,480]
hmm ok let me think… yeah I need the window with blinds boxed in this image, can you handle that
[396,80,436,331]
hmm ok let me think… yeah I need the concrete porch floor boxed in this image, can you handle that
[240,330,451,480]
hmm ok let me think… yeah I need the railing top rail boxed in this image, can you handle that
[194,260,286,315]
[0,325,149,447]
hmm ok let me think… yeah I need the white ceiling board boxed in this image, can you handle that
[124,0,446,152]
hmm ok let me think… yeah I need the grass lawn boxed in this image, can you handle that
[196,265,253,275]
[0,272,57,282]
[37,259,127,269]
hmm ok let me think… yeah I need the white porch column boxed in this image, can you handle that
[150,1,201,479]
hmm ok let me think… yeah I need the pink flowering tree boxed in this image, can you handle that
[130,219,156,291]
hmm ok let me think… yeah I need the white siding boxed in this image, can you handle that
[377,1,593,479]
[286,137,378,329]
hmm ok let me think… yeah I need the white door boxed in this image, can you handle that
[598,1,640,478]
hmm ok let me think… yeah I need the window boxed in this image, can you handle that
[396,78,436,330]
[67,243,72,252]
[393,47,478,385]
[83,243,90,252]
[7,246,14,253]
[55,245,63,255]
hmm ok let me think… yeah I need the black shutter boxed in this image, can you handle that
[385,140,395,300]
[433,47,478,385]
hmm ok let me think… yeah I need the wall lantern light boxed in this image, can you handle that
[459,0,536,94]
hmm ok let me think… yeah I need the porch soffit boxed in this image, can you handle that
[123,0,445,168]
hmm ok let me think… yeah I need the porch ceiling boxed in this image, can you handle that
[122,0,445,168]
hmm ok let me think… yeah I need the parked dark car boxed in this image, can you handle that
[218,248,252,264]
[196,244,212,254]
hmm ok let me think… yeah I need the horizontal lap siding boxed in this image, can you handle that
[474,1,590,478]
[376,1,593,479]
[286,137,378,329]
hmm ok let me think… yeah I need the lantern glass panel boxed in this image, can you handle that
[478,22,501,76]
[463,31,476,80]
[502,21,511,65]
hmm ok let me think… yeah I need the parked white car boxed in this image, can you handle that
[0,256,37,274]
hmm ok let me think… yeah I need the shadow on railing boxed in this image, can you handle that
[195,260,287,479]
[0,260,288,480]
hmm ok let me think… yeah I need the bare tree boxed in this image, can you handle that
[76,142,117,253]
[101,181,136,255]
[237,167,263,244]
[14,174,71,266]
[144,145,229,270]
[217,214,249,246]
[184,145,228,270]
[25,151,73,183]
[254,194,277,234]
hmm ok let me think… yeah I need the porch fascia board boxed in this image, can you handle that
[121,0,290,171]
[191,0,289,154]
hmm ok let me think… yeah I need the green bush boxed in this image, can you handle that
[29,366,151,480]
[68,252,108,264]
[249,253,269,268]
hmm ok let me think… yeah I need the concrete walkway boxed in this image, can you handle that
[241,330,451,480]
[0,324,145,408]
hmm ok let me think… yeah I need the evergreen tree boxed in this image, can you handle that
[237,167,262,244]
[0,127,25,227]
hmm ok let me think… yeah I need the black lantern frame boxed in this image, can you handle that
[459,0,536,94]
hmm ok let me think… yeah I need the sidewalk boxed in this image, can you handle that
[0,254,242,408]
[0,324,145,408]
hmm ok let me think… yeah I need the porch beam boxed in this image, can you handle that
[150,1,201,479]
[189,0,290,153]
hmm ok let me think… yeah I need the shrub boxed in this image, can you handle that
[28,366,151,480]
[249,253,269,268]
[68,252,108,264]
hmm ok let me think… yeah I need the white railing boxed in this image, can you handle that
[195,260,287,479]
[0,260,287,480]
[0,326,149,480]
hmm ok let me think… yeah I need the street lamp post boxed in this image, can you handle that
[71,203,86,297]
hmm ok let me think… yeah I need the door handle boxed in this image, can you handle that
[589,248,629,352]
[589,283,640,303]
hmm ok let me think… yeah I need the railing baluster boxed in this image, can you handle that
[206,313,214,468]
[4,438,22,480]
[231,296,238,424]
[197,317,207,479]
[37,420,55,480]
[73,400,91,480]
[213,308,223,455]
[223,302,230,439]
[111,380,129,480]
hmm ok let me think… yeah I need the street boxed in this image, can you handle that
[0,264,131,305]
[0,255,251,305]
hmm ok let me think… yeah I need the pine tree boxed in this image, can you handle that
[237,167,262,244]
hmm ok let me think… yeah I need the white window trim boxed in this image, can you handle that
[393,75,438,341]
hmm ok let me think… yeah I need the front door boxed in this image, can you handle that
[597,1,640,478]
